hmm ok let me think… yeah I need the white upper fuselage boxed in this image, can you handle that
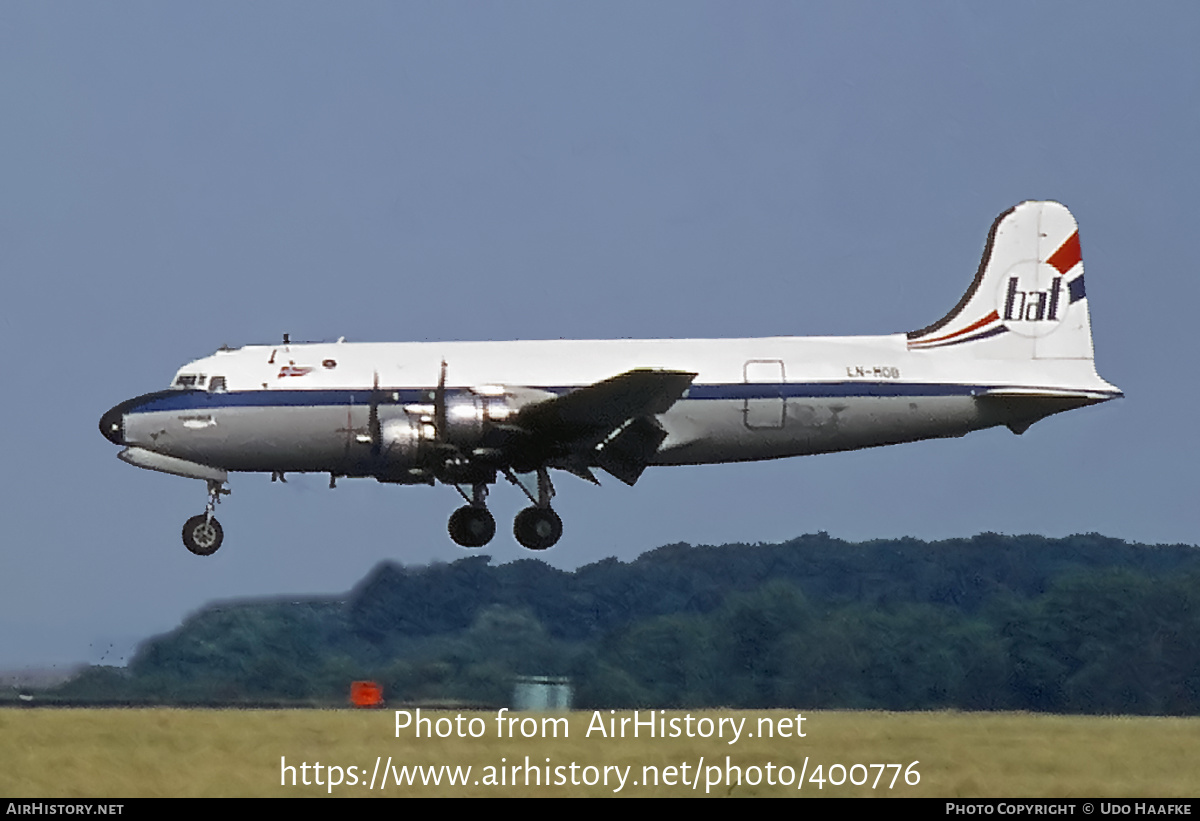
[174,334,1116,398]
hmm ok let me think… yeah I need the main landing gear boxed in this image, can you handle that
[446,467,563,551]
[182,480,228,556]
[447,483,496,548]
[513,506,563,551]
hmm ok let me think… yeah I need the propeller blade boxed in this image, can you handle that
[435,360,447,442]
[369,371,381,459]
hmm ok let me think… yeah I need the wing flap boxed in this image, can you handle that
[593,416,670,485]
[511,368,696,482]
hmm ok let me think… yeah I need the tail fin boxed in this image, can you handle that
[907,201,1093,361]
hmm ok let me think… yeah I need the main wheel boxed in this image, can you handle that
[448,506,496,547]
[513,506,563,550]
[182,514,224,556]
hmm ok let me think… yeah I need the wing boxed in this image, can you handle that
[501,368,697,485]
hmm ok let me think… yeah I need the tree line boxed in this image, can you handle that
[53,533,1200,714]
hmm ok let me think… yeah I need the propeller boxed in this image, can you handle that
[369,370,382,460]
[435,360,448,442]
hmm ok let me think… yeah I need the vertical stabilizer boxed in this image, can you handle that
[907,201,1094,361]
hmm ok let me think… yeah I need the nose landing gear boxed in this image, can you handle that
[182,514,223,556]
[182,480,228,556]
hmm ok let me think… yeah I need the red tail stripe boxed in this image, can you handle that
[1047,231,1082,275]
[913,310,999,346]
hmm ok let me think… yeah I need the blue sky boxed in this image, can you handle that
[2,3,1197,670]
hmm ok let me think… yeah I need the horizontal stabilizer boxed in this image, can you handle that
[975,392,1106,435]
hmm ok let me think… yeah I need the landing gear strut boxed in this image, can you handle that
[508,467,563,551]
[448,483,495,547]
[183,480,228,556]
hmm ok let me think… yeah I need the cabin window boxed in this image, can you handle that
[208,376,227,393]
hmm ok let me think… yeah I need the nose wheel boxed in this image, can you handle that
[182,480,228,556]
[182,514,223,556]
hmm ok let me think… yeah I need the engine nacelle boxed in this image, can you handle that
[379,415,437,465]
[441,390,518,447]
[377,387,551,476]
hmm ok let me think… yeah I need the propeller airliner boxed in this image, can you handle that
[99,201,1120,555]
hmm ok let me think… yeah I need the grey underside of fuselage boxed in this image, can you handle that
[121,394,1078,476]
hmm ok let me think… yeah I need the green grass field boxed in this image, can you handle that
[1,708,1197,797]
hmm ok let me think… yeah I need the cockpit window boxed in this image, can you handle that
[173,374,207,389]
[208,376,227,393]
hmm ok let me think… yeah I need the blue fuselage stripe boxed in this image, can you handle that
[122,382,1117,416]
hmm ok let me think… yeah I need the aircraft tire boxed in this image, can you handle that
[182,514,223,556]
[448,506,495,548]
[513,506,562,550]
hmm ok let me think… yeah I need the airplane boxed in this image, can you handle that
[99,200,1121,556]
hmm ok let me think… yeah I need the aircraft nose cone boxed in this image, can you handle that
[100,404,125,445]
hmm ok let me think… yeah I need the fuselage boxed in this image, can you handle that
[101,333,1119,477]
